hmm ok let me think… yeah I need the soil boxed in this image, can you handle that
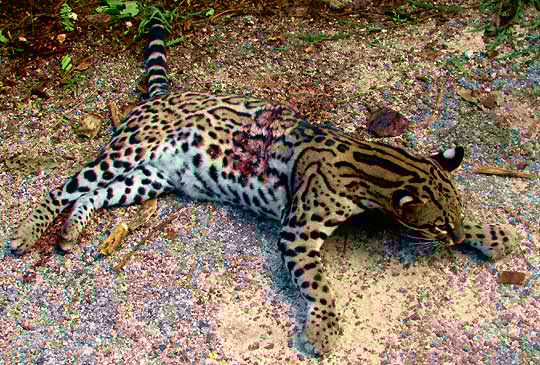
[0,1,539,364]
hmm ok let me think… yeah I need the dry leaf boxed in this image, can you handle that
[267,34,286,42]
[367,107,411,137]
[73,57,93,71]
[182,19,192,32]
[76,113,103,139]
[109,101,121,129]
[31,86,50,99]
[87,13,112,24]
[128,198,158,231]
[304,45,316,53]
[4,153,60,178]
[163,229,178,241]
[99,199,158,256]
[528,119,539,139]
[98,223,129,256]
[419,49,441,61]
[498,271,529,285]
[456,87,482,105]
[480,90,504,109]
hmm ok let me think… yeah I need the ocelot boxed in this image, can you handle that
[10,20,516,355]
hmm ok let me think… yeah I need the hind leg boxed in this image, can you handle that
[11,152,139,254]
[11,186,65,255]
[58,164,172,251]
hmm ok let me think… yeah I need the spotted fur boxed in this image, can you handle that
[11,20,511,355]
[462,222,518,260]
[144,20,168,99]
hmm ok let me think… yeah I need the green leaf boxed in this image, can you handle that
[205,8,215,17]
[0,30,8,44]
[167,37,185,47]
[104,0,124,7]
[60,2,73,16]
[96,0,139,19]
[61,54,73,72]
[121,2,139,17]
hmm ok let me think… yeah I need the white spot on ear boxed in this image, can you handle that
[398,196,414,207]
[443,148,456,159]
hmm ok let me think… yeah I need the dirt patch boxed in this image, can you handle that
[1,1,539,364]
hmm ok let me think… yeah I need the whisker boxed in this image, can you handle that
[401,234,445,251]
[403,234,434,243]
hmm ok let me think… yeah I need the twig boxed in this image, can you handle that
[113,212,179,272]
[472,166,539,179]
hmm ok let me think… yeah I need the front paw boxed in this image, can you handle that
[10,221,39,255]
[305,309,339,355]
[462,222,520,260]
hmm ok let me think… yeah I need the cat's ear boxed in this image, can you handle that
[430,147,464,172]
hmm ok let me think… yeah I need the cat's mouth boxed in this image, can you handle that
[451,222,466,244]
[437,231,465,244]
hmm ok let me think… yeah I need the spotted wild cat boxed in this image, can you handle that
[10,20,517,354]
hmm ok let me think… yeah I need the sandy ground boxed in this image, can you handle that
[1,3,539,364]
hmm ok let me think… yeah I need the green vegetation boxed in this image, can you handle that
[59,2,77,32]
[60,54,73,75]
[59,54,85,94]
[300,32,351,45]
[384,0,465,26]
[478,0,540,50]
[96,0,140,19]
[408,0,464,14]
[0,30,7,44]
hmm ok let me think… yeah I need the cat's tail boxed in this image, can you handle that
[145,19,169,99]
